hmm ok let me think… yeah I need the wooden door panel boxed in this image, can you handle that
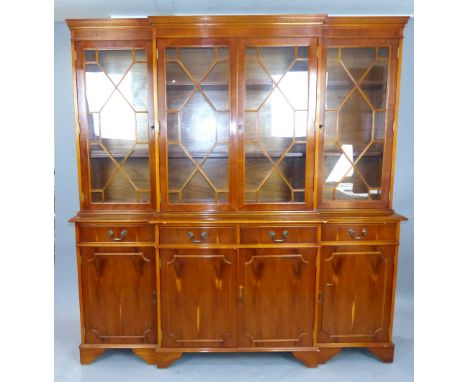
[239,248,316,347]
[317,245,395,344]
[160,249,237,347]
[80,247,157,344]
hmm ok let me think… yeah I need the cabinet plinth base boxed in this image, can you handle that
[368,344,395,363]
[78,345,396,367]
[150,352,182,368]
[318,347,342,364]
[79,346,106,364]
[292,351,319,368]
[132,348,158,365]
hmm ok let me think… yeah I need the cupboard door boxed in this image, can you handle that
[317,246,395,344]
[158,39,237,211]
[239,248,316,347]
[160,249,237,347]
[239,39,317,210]
[318,39,399,208]
[80,247,157,345]
[76,41,156,209]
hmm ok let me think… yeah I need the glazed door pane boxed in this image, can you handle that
[161,44,233,208]
[240,41,316,208]
[321,45,394,204]
[83,47,152,204]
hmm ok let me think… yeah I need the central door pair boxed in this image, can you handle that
[160,248,316,348]
[157,38,318,212]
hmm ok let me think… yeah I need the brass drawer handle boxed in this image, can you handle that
[187,231,208,243]
[348,228,367,240]
[268,230,289,243]
[107,229,127,241]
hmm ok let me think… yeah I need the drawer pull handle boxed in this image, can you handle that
[187,231,208,243]
[348,228,367,240]
[268,230,289,243]
[107,229,127,241]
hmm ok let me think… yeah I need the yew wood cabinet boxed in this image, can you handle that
[67,15,408,368]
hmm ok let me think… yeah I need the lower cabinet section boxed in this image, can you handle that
[317,245,396,344]
[80,247,157,345]
[160,249,237,348]
[238,248,316,347]
[75,224,400,367]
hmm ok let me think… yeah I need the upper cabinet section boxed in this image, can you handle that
[67,16,408,212]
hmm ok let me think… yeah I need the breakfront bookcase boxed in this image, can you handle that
[67,15,408,368]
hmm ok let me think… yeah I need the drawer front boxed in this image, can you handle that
[321,223,397,242]
[240,226,318,245]
[79,224,155,243]
[159,227,236,245]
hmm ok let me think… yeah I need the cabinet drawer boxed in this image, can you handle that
[240,226,318,245]
[159,227,236,245]
[321,223,397,242]
[79,224,154,243]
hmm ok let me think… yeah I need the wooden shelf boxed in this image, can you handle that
[167,152,305,159]
[327,80,386,89]
[167,82,229,88]
[324,152,383,157]
[90,152,149,159]
[168,154,228,159]
[166,152,381,159]
[166,82,277,89]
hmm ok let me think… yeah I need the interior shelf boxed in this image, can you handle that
[90,152,149,159]
[326,80,386,88]
[324,151,383,157]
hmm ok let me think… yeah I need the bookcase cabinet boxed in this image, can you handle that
[67,15,408,368]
